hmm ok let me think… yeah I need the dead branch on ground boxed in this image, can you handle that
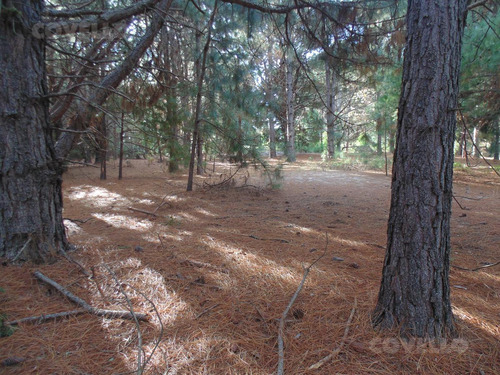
[33,271,149,322]
[5,309,87,326]
[452,261,500,272]
[128,207,158,217]
[308,298,357,370]
[277,235,328,375]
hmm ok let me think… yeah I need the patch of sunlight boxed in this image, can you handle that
[67,185,129,207]
[178,212,199,222]
[93,213,153,232]
[203,236,297,283]
[142,233,161,243]
[100,258,190,373]
[194,207,216,217]
[453,306,500,339]
[135,198,156,205]
[162,234,184,241]
[276,221,367,247]
[283,223,314,233]
[63,219,82,235]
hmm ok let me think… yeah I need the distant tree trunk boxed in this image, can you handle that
[0,0,67,262]
[494,117,499,160]
[98,115,107,180]
[187,2,217,191]
[266,43,277,158]
[118,112,125,180]
[373,0,468,338]
[269,118,277,158]
[196,135,204,175]
[325,58,336,159]
[285,45,296,162]
[472,127,479,156]
[376,117,383,156]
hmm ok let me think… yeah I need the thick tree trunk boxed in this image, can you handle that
[0,1,67,262]
[373,0,468,338]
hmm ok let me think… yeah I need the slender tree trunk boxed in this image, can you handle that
[99,115,107,180]
[266,42,277,158]
[285,45,296,162]
[494,117,499,160]
[325,58,336,158]
[118,112,125,180]
[472,127,479,156]
[373,0,468,338]
[187,2,217,191]
[0,0,67,262]
[269,118,277,158]
[196,135,204,175]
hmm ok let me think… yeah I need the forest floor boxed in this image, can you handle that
[1,154,499,375]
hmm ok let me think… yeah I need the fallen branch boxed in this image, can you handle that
[308,298,357,370]
[5,309,87,326]
[128,207,158,217]
[249,234,289,243]
[63,217,93,224]
[196,303,220,319]
[277,235,328,375]
[452,261,500,272]
[33,271,149,322]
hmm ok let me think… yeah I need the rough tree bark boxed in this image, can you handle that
[0,0,172,262]
[285,44,296,162]
[373,0,468,338]
[187,2,217,191]
[325,56,336,159]
[0,1,67,262]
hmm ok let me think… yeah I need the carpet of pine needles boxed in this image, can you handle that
[1,155,499,375]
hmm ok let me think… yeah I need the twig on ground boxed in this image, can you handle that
[59,247,90,277]
[452,195,468,211]
[102,265,144,375]
[452,261,500,272]
[5,309,87,326]
[128,207,158,217]
[33,271,149,322]
[308,298,358,370]
[153,194,173,213]
[249,234,289,243]
[63,217,92,224]
[277,235,328,375]
[196,304,220,319]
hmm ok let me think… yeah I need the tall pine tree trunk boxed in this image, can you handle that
[285,45,296,162]
[0,1,67,262]
[325,58,336,159]
[373,0,468,338]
